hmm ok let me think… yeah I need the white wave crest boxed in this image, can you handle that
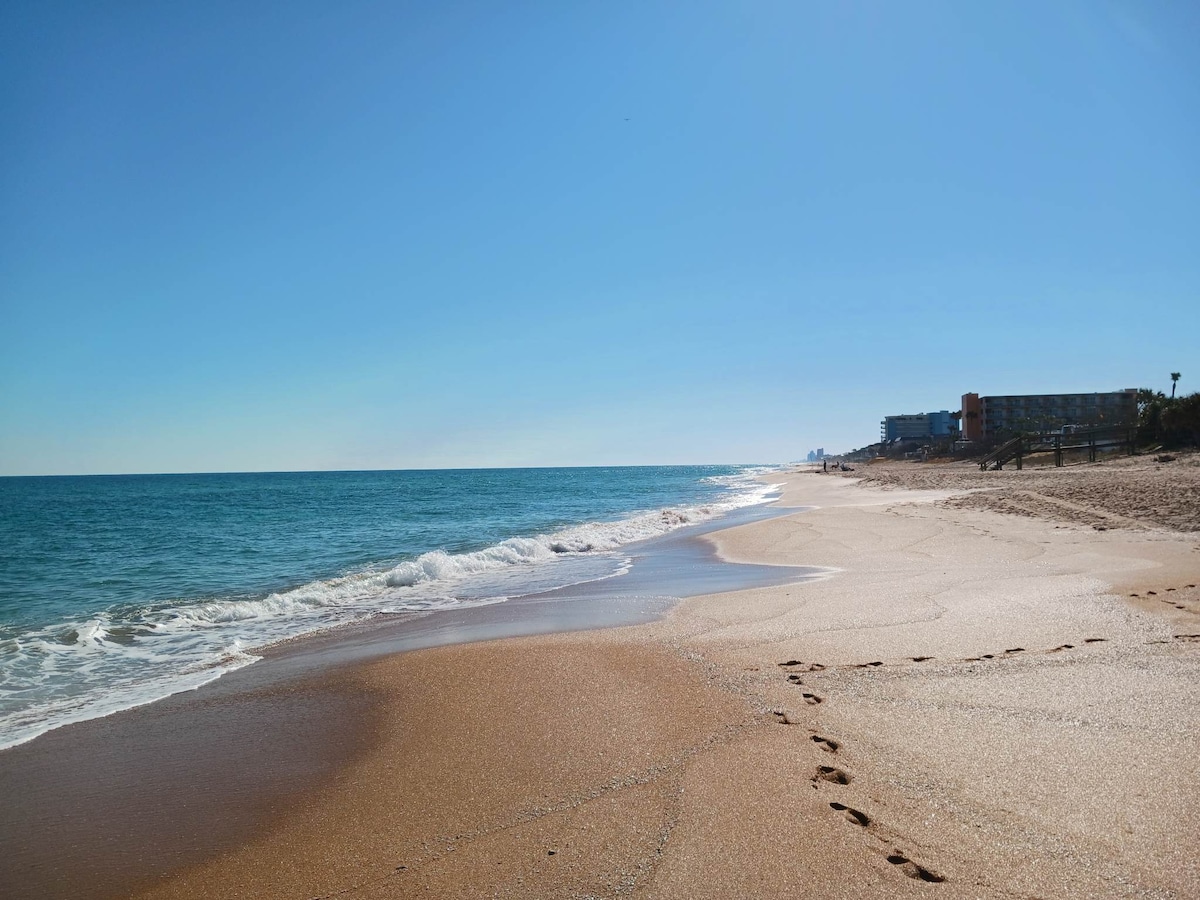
[384,537,554,587]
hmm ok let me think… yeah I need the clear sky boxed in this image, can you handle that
[2,1,1197,475]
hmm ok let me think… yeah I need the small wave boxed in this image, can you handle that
[383,537,553,587]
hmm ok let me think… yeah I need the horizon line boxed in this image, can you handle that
[0,460,801,479]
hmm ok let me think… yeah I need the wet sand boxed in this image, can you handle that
[5,464,1199,898]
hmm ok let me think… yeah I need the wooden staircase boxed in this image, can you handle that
[978,436,1024,470]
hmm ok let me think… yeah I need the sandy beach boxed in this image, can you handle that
[8,456,1200,899]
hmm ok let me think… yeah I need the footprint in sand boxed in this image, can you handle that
[801,692,823,705]
[786,673,804,684]
[856,661,884,668]
[1004,647,1025,653]
[778,660,827,672]
[812,765,852,785]
[1083,637,1107,643]
[811,734,839,753]
[1050,643,1075,651]
[910,656,934,662]
[887,852,945,883]
[829,802,870,827]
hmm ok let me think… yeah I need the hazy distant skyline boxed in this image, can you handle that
[2,1,1197,475]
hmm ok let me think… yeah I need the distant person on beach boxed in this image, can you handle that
[823,459,827,472]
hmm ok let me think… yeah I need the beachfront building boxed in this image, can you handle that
[880,411,957,443]
[960,390,1138,441]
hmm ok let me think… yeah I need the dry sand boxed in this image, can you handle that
[831,450,1200,533]
[134,462,1200,899]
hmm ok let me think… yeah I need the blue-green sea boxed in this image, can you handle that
[0,465,779,749]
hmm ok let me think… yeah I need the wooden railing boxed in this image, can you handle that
[978,426,1136,470]
[978,436,1024,470]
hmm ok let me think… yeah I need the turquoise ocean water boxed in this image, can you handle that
[0,465,779,749]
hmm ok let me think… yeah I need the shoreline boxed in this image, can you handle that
[5,462,1199,898]
[0,501,818,900]
[0,497,813,754]
[0,465,784,754]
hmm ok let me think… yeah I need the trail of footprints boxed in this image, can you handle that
[770,593,1200,886]
[1131,580,1198,639]
[778,637,1108,679]
[778,625,1196,678]
[794,723,946,883]
[808,738,946,882]
[777,583,1198,681]
[1130,582,1198,612]
[769,585,1199,886]
[807,730,945,882]
[773,671,947,884]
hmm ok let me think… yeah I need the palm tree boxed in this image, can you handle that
[1171,372,1181,399]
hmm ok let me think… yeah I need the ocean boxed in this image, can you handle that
[0,465,780,750]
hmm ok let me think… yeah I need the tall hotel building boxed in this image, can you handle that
[960,390,1137,441]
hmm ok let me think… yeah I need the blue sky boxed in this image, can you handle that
[2,1,1197,474]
